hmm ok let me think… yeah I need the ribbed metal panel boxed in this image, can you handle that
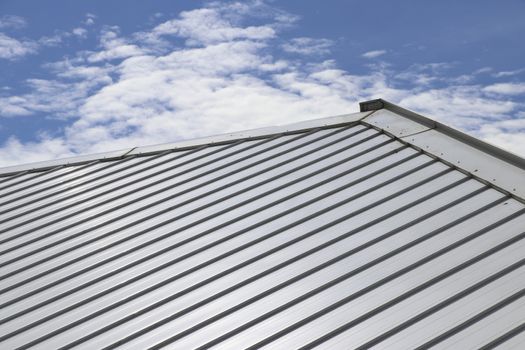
[1,121,524,349]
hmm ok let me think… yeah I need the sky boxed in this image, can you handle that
[0,0,524,167]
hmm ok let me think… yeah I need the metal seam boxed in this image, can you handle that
[0,127,337,259]
[112,187,492,349]
[478,320,525,349]
[296,209,525,350]
[358,244,525,349]
[415,277,525,349]
[0,149,168,215]
[0,127,345,228]
[1,131,398,320]
[54,168,458,348]
[0,127,390,298]
[8,151,448,346]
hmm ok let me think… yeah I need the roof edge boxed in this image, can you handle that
[2,99,524,185]
[360,98,525,171]
[0,111,370,176]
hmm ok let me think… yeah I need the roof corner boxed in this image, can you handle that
[359,99,385,112]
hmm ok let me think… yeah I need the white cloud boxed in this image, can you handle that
[152,9,276,46]
[86,26,146,62]
[483,83,525,95]
[0,16,93,59]
[492,68,525,78]
[362,49,387,59]
[0,15,27,29]
[400,87,515,125]
[0,33,37,59]
[478,118,525,156]
[38,26,91,47]
[85,13,96,26]
[474,67,492,75]
[72,27,88,38]
[38,34,64,47]
[0,65,113,118]
[0,96,33,116]
[395,62,472,86]
[0,0,524,167]
[0,136,73,167]
[281,37,333,55]
[87,44,144,62]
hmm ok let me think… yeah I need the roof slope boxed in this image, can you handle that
[1,100,525,349]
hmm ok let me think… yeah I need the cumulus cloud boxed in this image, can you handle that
[86,27,145,62]
[0,33,37,59]
[0,96,33,116]
[474,67,492,75]
[395,62,470,86]
[38,35,63,46]
[150,7,277,46]
[362,49,387,59]
[0,136,72,167]
[492,68,525,78]
[72,27,88,38]
[0,0,524,167]
[84,13,96,26]
[0,15,92,60]
[0,15,27,29]
[483,83,525,95]
[477,116,525,156]
[38,26,91,47]
[0,15,53,59]
[282,37,333,55]
[0,62,113,119]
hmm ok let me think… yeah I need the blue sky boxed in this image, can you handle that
[0,0,524,166]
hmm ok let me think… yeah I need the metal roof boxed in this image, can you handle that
[1,100,524,349]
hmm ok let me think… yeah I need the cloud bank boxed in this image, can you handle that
[0,0,524,167]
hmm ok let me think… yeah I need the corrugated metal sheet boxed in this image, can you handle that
[1,104,525,349]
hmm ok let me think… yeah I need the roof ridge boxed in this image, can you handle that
[0,111,371,176]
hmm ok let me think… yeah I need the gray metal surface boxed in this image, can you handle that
[1,114,525,349]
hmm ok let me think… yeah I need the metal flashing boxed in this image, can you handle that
[0,149,129,177]
[402,130,525,199]
[361,109,431,138]
[125,111,370,156]
[358,99,525,200]
[0,111,370,176]
[361,98,525,171]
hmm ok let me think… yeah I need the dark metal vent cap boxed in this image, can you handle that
[359,99,385,112]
